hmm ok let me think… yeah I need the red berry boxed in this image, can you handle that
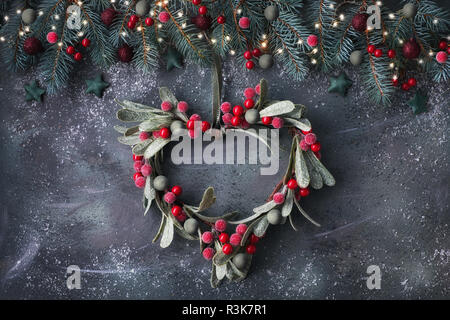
[222,243,233,255]
[66,46,75,55]
[244,98,254,109]
[447,47,450,55]
[159,127,171,139]
[392,78,399,86]
[287,179,298,190]
[145,17,154,26]
[374,49,383,58]
[301,129,312,134]
[250,234,259,244]
[246,60,254,69]
[186,120,195,130]
[299,188,310,197]
[217,15,225,24]
[310,142,321,152]
[233,105,244,116]
[133,172,143,181]
[252,48,261,57]
[171,205,182,216]
[388,49,396,59]
[171,185,182,196]
[246,244,256,254]
[192,0,201,5]
[261,117,272,125]
[219,233,229,243]
[439,40,447,50]
[74,52,82,61]
[407,77,417,87]
[133,154,143,161]
[401,83,410,91]
[231,116,241,126]
[130,15,139,23]
[198,5,207,15]
[367,44,375,54]
[244,50,252,60]
[81,38,91,47]
[201,121,210,132]
[127,20,136,29]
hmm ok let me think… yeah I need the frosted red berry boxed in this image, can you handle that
[133,172,143,181]
[190,114,202,121]
[261,117,272,125]
[222,243,233,255]
[299,188,310,197]
[161,101,172,111]
[246,60,255,70]
[171,185,182,196]
[135,176,146,188]
[220,102,232,113]
[255,84,261,95]
[244,50,252,60]
[215,219,227,232]
[139,131,150,141]
[244,87,256,99]
[287,179,298,189]
[141,164,152,176]
[273,192,285,204]
[236,224,247,235]
[222,113,233,125]
[202,247,215,260]
[163,192,176,204]
[304,133,317,145]
[310,142,321,152]
[272,117,284,129]
[246,244,256,254]
[134,161,143,172]
[299,139,310,151]
[177,101,189,112]
[202,231,213,244]
[244,99,254,109]
[231,116,241,126]
[229,233,242,246]
[201,121,211,132]
[219,233,229,243]
[159,127,171,139]
[171,205,182,216]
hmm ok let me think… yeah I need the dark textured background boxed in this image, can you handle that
[0,2,449,299]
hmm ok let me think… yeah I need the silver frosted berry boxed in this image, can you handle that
[153,175,168,191]
[170,120,185,135]
[402,3,417,19]
[349,50,363,66]
[267,209,282,225]
[21,8,36,25]
[135,0,150,16]
[264,5,279,22]
[184,218,199,235]
[245,109,260,124]
[259,54,274,69]
[232,253,248,269]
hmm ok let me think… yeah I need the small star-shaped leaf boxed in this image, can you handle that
[407,91,428,114]
[166,46,183,71]
[328,72,353,97]
[24,80,45,102]
[86,74,110,98]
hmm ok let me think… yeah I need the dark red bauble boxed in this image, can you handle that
[171,185,183,196]
[222,243,233,255]
[101,7,117,27]
[250,234,259,244]
[408,77,417,87]
[244,50,252,60]
[374,49,382,58]
[66,46,75,55]
[198,5,207,15]
[299,188,310,197]
[231,116,241,127]
[401,83,410,91]
[133,154,144,161]
[245,60,254,69]
[310,142,321,152]
[287,179,298,189]
[252,48,261,57]
[351,13,369,32]
[233,105,244,116]
[171,205,182,216]
[23,37,43,55]
[438,40,447,50]
[388,49,396,59]
[81,38,91,47]
[201,121,210,132]
[159,127,171,139]
[192,0,202,5]
[367,44,375,54]
[118,44,133,62]
[191,14,212,31]
[246,244,256,254]
[74,52,82,61]
[219,233,229,243]
[402,38,420,59]
[244,98,254,109]
[217,15,225,24]
[145,17,154,26]
[261,116,272,125]
[133,172,143,181]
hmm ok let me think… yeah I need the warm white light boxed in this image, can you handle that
[198,33,203,39]
[376,1,382,6]
[158,23,162,29]
[230,50,235,55]
[314,23,320,29]
[82,20,87,25]
[329,4,334,9]
[24,26,30,32]
[311,58,317,64]
[389,13,395,19]
[383,31,388,36]
[277,48,283,54]
[58,42,63,47]
[389,62,394,68]
[312,48,318,54]
[78,31,84,37]
[398,39,403,44]
[225,35,231,42]
[262,34,267,40]
[237,9,242,14]
[418,59,423,64]
[137,26,142,31]
[433,19,438,24]
[182,23,187,28]
[261,41,267,48]
[332,21,338,27]
[429,50,434,56]
[297,39,303,45]
[77,1,83,6]
[211,38,217,44]
[54,14,60,20]
[121,31,127,37]
[339,14,345,21]
[4,16,9,21]
[158,37,163,42]
[38,11,44,16]
[177,12,183,17]
[51,25,56,30]
[367,26,373,31]
[0,36,5,42]
[19,31,24,36]
[392,75,398,80]
[110,0,116,3]
[16,9,22,14]
[124,1,130,5]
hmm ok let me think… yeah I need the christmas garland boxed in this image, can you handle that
[114,61,335,287]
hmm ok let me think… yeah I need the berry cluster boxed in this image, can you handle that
[243,48,262,70]
[186,114,211,139]
[132,154,153,188]
[436,39,449,64]
[65,38,91,62]
[201,220,259,260]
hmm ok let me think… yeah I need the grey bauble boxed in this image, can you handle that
[245,109,260,124]
[264,5,279,22]
[232,253,248,269]
[21,8,36,24]
[153,175,169,191]
[170,120,185,135]
[259,54,274,69]
[402,3,416,19]
[184,218,199,235]
[349,50,363,66]
[135,0,150,16]
[267,209,282,225]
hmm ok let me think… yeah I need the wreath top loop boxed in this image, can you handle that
[114,77,335,287]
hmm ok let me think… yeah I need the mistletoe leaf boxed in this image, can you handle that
[285,117,312,132]
[144,176,156,201]
[253,216,269,237]
[175,227,199,240]
[132,138,153,156]
[152,216,166,243]
[213,248,237,266]
[294,197,321,227]
[257,79,268,111]
[125,126,140,136]
[228,210,266,225]
[197,187,216,212]
[252,200,277,214]
[285,104,306,119]
[305,150,335,186]
[259,100,295,117]
[139,116,174,132]
[212,55,222,128]
[281,189,294,217]
[144,138,171,159]
[160,217,174,248]
[115,99,168,115]
[114,125,128,134]
[117,109,152,122]
[295,143,310,188]
[210,264,222,288]
[187,207,237,223]
[283,138,297,184]
[240,216,264,246]
[118,134,141,146]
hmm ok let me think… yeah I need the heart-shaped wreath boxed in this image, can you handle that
[114,63,335,287]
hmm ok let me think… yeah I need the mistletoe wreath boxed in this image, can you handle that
[114,60,335,287]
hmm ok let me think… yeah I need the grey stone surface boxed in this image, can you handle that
[0,49,449,299]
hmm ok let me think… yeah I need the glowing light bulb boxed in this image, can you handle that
[314,23,320,29]
[211,38,217,44]
[54,14,60,20]
[237,9,242,14]
[230,50,236,55]
[376,1,382,6]
[158,38,163,42]
[4,16,9,21]
[418,59,423,64]
[297,39,303,45]
[312,48,318,54]
[339,14,345,21]
[225,36,231,42]
[389,62,394,68]
[277,48,283,54]
[19,31,24,36]
[311,58,317,64]
[398,39,403,44]
[0,36,5,42]
[198,33,203,39]
[51,25,56,30]
[78,31,84,37]
[332,21,338,28]
[58,42,63,47]
[16,9,22,14]
[177,12,183,17]
[137,26,142,31]
[182,23,187,28]
[388,13,395,19]
[433,19,438,24]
